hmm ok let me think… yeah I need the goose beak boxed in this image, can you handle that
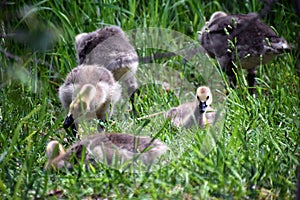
[63,114,74,129]
[199,101,207,113]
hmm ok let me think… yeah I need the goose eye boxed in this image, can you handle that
[206,96,209,100]
[197,96,200,101]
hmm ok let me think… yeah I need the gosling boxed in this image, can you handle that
[165,86,217,128]
[75,26,138,100]
[45,133,169,170]
[198,11,290,93]
[59,64,122,134]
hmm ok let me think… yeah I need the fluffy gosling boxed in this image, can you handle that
[165,86,217,128]
[45,133,169,170]
[198,11,290,93]
[75,26,138,99]
[59,64,122,134]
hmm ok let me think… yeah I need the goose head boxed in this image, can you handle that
[196,86,212,114]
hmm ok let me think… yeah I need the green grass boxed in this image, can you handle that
[0,0,299,199]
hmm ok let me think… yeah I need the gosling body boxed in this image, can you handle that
[59,64,122,133]
[199,11,289,92]
[75,26,138,97]
[165,86,216,128]
[46,133,169,170]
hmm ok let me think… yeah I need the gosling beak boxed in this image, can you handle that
[63,114,74,129]
[199,101,207,113]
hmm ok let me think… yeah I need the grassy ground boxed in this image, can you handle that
[0,0,299,199]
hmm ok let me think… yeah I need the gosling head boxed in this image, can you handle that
[196,86,213,114]
[209,11,227,22]
[45,140,65,168]
[45,140,69,170]
[198,11,228,41]
[46,141,65,159]
[63,84,97,129]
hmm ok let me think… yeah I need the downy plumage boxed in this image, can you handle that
[59,64,122,134]
[199,11,290,93]
[45,133,169,170]
[75,26,138,99]
[165,86,218,128]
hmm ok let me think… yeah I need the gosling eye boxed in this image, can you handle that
[206,96,209,100]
